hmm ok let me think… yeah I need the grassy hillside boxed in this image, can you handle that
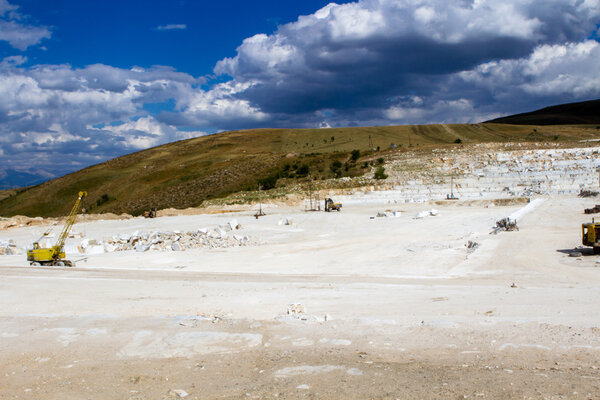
[0,188,21,202]
[1,123,599,217]
[488,99,600,125]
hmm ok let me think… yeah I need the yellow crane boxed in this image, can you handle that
[27,191,87,267]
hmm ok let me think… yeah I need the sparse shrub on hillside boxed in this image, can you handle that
[374,166,388,180]
[330,160,342,177]
[280,163,291,178]
[296,164,310,177]
[377,157,384,164]
[258,175,278,190]
[361,161,369,169]
[278,159,328,180]
[96,194,110,207]
[454,138,462,144]
[331,136,335,142]
[350,149,360,162]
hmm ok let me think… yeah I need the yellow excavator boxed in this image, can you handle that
[324,198,342,212]
[27,191,87,267]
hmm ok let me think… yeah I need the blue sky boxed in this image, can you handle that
[8,1,351,75]
[0,0,599,188]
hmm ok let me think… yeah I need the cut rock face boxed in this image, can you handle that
[337,145,600,204]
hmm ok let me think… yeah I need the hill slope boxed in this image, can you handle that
[487,99,600,125]
[0,123,598,217]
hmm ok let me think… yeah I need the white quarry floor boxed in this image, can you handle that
[1,195,600,399]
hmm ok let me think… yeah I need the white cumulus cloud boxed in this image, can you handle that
[457,40,600,109]
[0,63,206,182]
[157,24,187,31]
[0,0,50,50]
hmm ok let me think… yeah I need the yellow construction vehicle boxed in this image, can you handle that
[324,198,342,212]
[142,208,157,218]
[582,219,600,254]
[27,191,87,267]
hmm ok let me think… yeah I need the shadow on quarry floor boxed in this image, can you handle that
[556,247,597,256]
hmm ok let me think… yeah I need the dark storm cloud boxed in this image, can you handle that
[206,0,600,128]
[235,35,534,116]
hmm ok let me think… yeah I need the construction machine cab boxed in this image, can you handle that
[582,219,600,254]
[582,221,600,254]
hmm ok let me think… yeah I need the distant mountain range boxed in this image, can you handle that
[0,169,55,191]
[487,99,600,125]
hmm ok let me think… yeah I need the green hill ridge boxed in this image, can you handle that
[1,123,599,217]
[487,99,600,125]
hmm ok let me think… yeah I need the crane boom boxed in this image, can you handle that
[54,191,87,252]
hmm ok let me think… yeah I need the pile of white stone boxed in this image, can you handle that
[277,217,295,225]
[79,219,254,254]
[413,209,440,219]
[0,239,21,255]
[372,210,401,218]
[275,303,330,322]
